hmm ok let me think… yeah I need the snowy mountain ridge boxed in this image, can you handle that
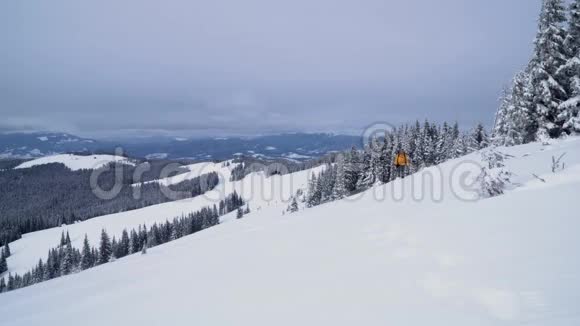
[14,154,135,171]
[0,132,360,161]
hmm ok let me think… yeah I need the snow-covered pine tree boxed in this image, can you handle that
[60,241,75,276]
[98,229,112,265]
[493,85,512,145]
[0,253,7,274]
[59,231,66,247]
[319,165,335,202]
[400,124,412,155]
[356,145,374,190]
[80,234,92,270]
[0,277,5,293]
[315,173,325,201]
[6,273,14,291]
[408,123,420,165]
[332,157,349,200]
[119,229,130,258]
[288,197,299,213]
[236,207,244,219]
[476,148,513,198]
[369,136,383,183]
[558,0,580,134]
[33,259,44,283]
[530,0,568,139]
[469,123,490,151]
[147,225,159,247]
[129,230,139,254]
[343,147,361,192]
[420,120,436,165]
[2,242,10,258]
[505,71,536,145]
[111,237,118,260]
[306,173,322,207]
[44,249,56,280]
[379,134,395,182]
[305,173,318,207]
[65,231,71,245]
[566,0,580,56]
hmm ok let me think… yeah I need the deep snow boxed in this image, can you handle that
[1,138,580,325]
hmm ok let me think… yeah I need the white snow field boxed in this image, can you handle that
[2,138,580,325]
[134,160,240,187]
[5,161,323,275]
[14,154,135,171]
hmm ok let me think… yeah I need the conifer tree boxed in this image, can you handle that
[119,229,130,258]
[566,0,580,55]
[306,173,321,207]
[469,123,490,151]
[98,229,112,265]
[343,147,361,192]
[80,234,93,270]
[319,165,335,202]
[7,273,14,291]
[493,86,512,145]
[288,197,299,213]
[34,259,44,283]
[0,254,7,274]
[129,230,139,254]
[531,0,568,138]
[2,242,10,258]
[379,134,394,182]
[369,136,383,183]
[422,120,435,166]
[507,71,536,144]
[60,242,74,276]
[332,158,349,200]
[60,231,66,247]
[356,146,374,189]
[559,0,580,134]
[0,277,5,293]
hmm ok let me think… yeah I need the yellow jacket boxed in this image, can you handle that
[394,152,410,167]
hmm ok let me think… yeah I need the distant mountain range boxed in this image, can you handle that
[0,132,361,161]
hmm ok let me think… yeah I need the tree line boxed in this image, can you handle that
[0,162,219,244]
[0,191,246,294]
[301,120,488,208]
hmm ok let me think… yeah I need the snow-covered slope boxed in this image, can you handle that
[2,138,580,325]
[135,160,241,187]
[5,161,323,274]
[14,154,134,171]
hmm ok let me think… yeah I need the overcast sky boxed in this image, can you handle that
[0,0,542,138]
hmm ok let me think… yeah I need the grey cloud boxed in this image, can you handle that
[0,0,542,137]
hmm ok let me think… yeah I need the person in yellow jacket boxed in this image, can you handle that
[394,149,410,179]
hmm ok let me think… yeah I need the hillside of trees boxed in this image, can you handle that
[0,163,219,244]
[300,120,489,209]
[0,192,246,293]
